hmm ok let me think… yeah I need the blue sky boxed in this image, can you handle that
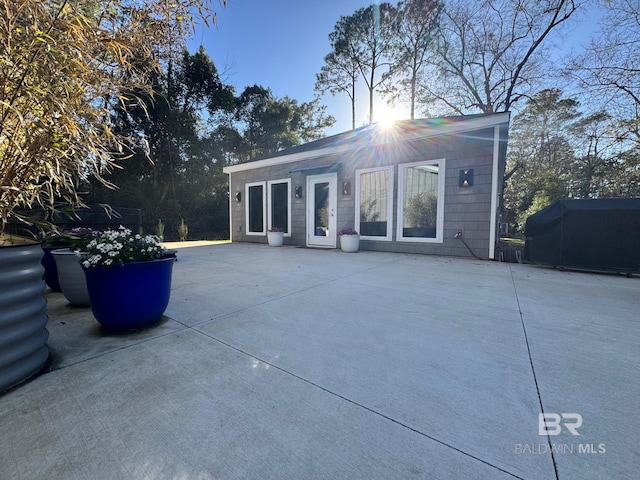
[188,0,392,134]
[188,0,600,136]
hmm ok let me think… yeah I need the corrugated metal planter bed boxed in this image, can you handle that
[0,243,50,392]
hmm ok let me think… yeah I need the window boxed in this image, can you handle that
[397,159,445,242]
[267,179,291,235]
[245,182,266,235]
[355,166,393,240]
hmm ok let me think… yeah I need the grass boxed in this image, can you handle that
[501,237,525,249]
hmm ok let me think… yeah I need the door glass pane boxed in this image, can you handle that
[270,182,289,233]
[248,184,264,233]
[402,165,438,238]
[359,170,388,237]
[314,182,329,236]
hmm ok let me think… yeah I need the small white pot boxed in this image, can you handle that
[339,234,360,253]
[267,231,284,247]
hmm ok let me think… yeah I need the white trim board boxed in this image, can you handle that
[489,125,501,260]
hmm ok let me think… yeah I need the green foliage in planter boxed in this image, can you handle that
[40,227,99,251]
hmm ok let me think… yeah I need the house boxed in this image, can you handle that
[222,112,510,259]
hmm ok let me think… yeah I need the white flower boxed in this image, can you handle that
[83,227,163,268]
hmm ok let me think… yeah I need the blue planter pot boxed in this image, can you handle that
[82,256,175,330]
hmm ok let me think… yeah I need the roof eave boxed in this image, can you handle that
[223,112,510,174]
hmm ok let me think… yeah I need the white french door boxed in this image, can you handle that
[306,173,337,248]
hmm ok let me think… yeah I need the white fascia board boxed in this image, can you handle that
[222,113,511,175]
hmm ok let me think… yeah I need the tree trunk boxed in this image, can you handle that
[351,81,356,130]
[369,87,374,125]
[410,74,416,120]
[369,61,376,124]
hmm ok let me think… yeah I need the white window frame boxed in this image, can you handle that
[396,159,446,243]
[245,181,266,236]
[267,178,292,237]
[355,166,394,241]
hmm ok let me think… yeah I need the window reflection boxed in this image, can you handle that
[359,170,389,237]
[402,165,438,238]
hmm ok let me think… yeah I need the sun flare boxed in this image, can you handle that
[377,115,396,129]
[375,104,405,129]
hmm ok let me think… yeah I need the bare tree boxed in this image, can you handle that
[386,0,442,119]
[422,0,580,115]
[315,50,360,130]
[566,0,640,144]
[568,111,620,197]
[317,3,398,126]
[352,3,399,124]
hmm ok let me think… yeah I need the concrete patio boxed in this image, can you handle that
[1,243,638,479]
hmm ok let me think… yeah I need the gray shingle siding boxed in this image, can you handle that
[226,116,509,258]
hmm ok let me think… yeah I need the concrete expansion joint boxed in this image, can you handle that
[197,328,526,480]
[49,327,188,373]
[508,264,560,480]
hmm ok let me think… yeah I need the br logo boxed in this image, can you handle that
[539,413,583,436]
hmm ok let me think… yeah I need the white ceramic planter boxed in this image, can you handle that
[340,234,360,253]
[267,231,284,247]
[52,248,90,306]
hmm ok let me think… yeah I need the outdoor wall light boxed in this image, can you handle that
[235,191,242,202]
[295,186,303,198]
[459,169,474,187]
[342,181,351,195]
